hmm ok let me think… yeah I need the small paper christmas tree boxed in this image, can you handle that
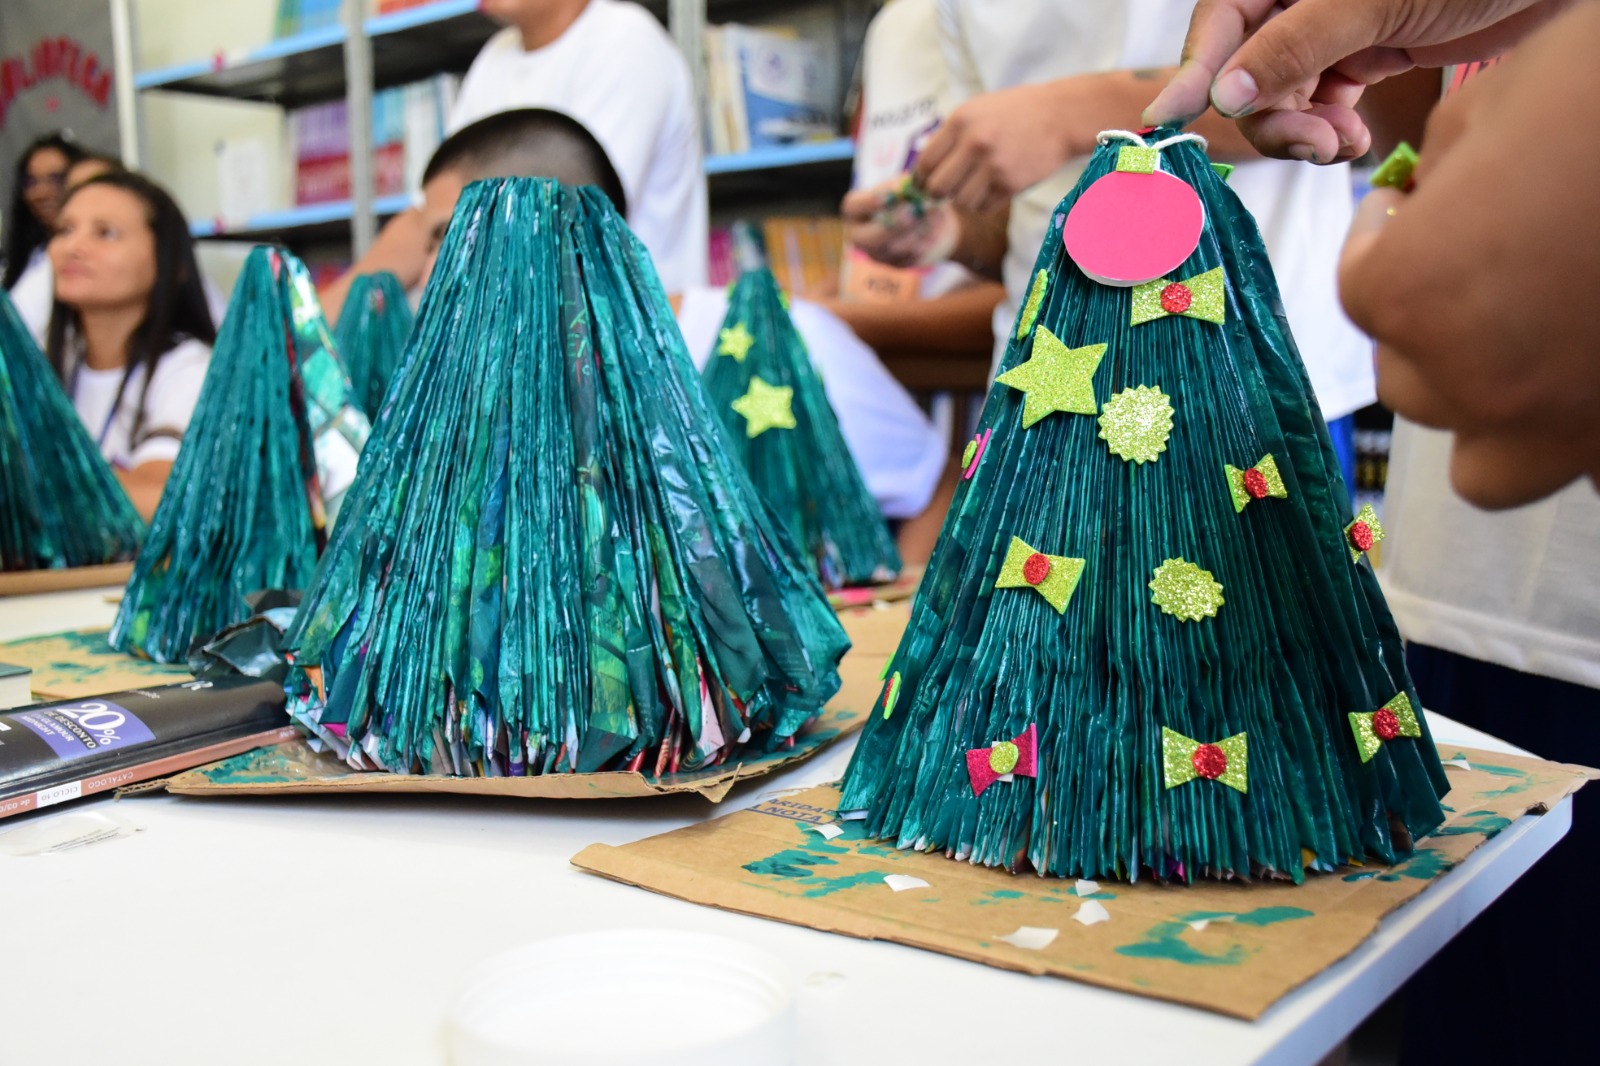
[335,271,413,419]
[285,179,849,776]
[841,131,1447,883]
[701,268,900,589]
[0,290,142,570]
[111,247,369,663]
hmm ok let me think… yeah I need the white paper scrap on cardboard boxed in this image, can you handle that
[1446,758,1473,771]
[884,874,930,893]
[998,926,1060,951]
[1074,900,1110,926]
[1074,879,1101,897]
[1188,916,1234,932]
[808,823,844,840]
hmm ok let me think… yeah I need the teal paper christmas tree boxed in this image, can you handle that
[701,268,900,589]
[0,290,142,570]
[111,247,369,663]
[335,271,413,418]
[285,179,849,777]
[841,131,1447,882]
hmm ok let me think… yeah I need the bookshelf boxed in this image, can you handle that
[112,0,868,256]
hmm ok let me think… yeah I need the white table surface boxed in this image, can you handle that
[0,588,1571,1066]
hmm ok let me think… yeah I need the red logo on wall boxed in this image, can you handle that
[0,36,113,130]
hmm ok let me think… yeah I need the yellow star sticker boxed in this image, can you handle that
[995,327,1105,428]
[730,376,796,438]
[717,322,755,362]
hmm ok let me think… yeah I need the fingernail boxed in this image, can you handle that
[1287,143,1318,163]
[1211,69,1258,117]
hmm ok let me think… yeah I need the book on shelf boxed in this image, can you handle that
[374,0,438,13]
[704,23,838,157]
[0,678,295,819]
[289,74,459,207]
[760,215,845,300]
[274,0,343,37]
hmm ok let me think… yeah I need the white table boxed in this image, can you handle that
[0,588,1570,1066]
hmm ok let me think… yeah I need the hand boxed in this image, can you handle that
[1338,5,1600,508]
[911,81,1084,214]
[841,178,960,269]
[1143,0,1573,163]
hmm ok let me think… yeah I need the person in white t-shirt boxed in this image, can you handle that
[5,133,89,347]
[843,0,1376,485]
[320,0,707,322]
[46,171,215,520]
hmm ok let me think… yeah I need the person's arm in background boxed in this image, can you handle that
[316,207,432,325]
[821,279,1004,359]
[115,462,170,522]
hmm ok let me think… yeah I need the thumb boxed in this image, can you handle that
[1210,0,1391,116]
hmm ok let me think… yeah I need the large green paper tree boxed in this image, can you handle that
[285,180,849,777]
[841,132,1448,883]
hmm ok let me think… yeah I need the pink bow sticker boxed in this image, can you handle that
[966,723,1039,796]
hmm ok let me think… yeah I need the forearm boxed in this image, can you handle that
[317,208,429,326]
[948,204,1009,281]
[824,280,1006,356]
[115,460,173,523]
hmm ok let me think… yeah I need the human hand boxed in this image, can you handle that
[841,177,960,268]
[1143,0,1573,163]
[911,81,1085,214]
[1338,5,1600,508]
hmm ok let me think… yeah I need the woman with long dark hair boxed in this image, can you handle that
[47,170,216,519]
[5,133,88,343]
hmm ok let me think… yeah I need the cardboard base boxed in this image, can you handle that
[1,628,190,701]
[827,568,921,610]
[163,605,908,803]
[0,563,133,598]
[573,749,1591,1019]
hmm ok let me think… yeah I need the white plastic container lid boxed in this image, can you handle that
[446,929,797,1066]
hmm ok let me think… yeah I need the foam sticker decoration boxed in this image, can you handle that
[730,376,796,438]
[1225,454,1289,512]
[994,327,1105,428]
[1063,154,1205,287]
[967,723,1038,796]
[1130,267,1226,326]
[995,536,1086,614]
[1163,727,1249,792]
[1350,693,1421,763]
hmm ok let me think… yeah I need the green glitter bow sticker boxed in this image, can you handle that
[995,328,1105,428]
[1225,453,1289,513]
[1344,502,1385,563]
[1149,557,1224,621]
[1371,142,1417,190]
[881,671,903,720]
[1162,727,1248,792]
[1130,267,1226,327]
[1099,385,1174,463]
[1349,693,1421,763]
[995,536,1086,615]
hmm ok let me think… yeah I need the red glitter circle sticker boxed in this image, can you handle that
[1373,708,1400,741]
[1063,169,1205,286]
[1160,282,1193,314]
[1243,468,1270,499]
[1191,743,1228,780]
[1022,552,1051,586]
[1349,521,1375,553]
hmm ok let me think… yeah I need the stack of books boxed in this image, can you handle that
[290,74,460,206]
[703,23,838,156]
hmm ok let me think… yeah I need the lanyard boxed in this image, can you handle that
[69,359,125,452]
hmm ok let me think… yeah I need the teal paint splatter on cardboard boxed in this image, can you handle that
[1115,907,1312,967]
[1343,871,1378,882]
[1377,849,1454,882]
[1436,812,1512,838]
[741,848,886,898]
[971,889,1026,907]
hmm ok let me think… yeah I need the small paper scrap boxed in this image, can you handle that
[808,823,844,840]
[1188,916,1230,932]
[1074,879,1100,896]
[998,926,1060,951]
[1074,900,1110,927]
[1445,758,1472,771]
[884,874,931,893]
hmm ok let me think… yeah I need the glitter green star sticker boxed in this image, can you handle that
[1149,558,1224,621]
[1099,385,1174,463]
[730,375,796,438]
[995,327,1105,428]
[717,322,755,362]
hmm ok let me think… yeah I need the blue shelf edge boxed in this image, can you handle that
[705,139,855,175]
[134,24,348,91]
[191,194,413,240]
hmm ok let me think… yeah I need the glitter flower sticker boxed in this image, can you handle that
[1099,385,1174,463]
[1149,557,1224,621]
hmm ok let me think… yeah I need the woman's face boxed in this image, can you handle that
[49,184,157,315]
[22,147,72,228]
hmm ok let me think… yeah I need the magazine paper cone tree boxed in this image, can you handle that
[335,271,413,419]
[111,247,370,663]
[285,179,849,777]
[840,131,1447,883]
[0,290,142,570]
[701,268,900,589]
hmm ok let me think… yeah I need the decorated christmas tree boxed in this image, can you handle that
[0,290,143,571]
[335,271,413,419]
[701,267,900,589]
[284,179,849,777]
[111,248,369,663]
[840,130,1447,883]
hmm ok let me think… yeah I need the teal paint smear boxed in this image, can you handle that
[1377,849,1454,882]
[1434,812,1512,838]
[1178,906,1313,927]
[1463,759,1534,797]
[745,849,840,879]
[1115,906,1312,967]
[1343,871,1378,882]
[743,844,887,898]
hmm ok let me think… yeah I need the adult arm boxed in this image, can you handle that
[317,208,432,326]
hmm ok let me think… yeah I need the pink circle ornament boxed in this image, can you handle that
[1063,169,1205,287]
